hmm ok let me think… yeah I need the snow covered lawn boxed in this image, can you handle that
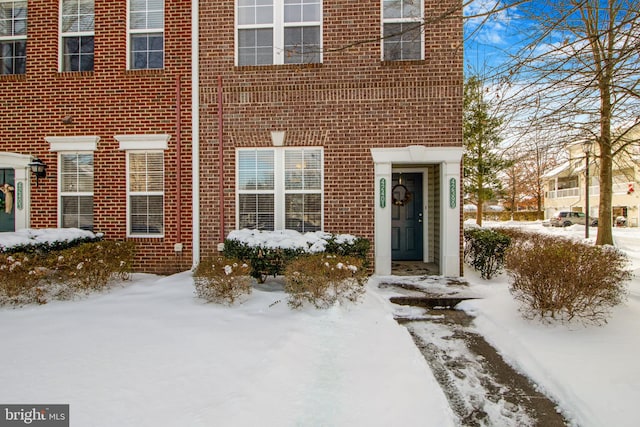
[0,272,455,427]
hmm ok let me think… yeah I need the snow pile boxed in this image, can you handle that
[227,229,357,253]
[0,228,97,252]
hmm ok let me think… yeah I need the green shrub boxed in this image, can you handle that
[283,254,368,309]
[193,256,252,305]
[0,240,136,306]
[505,233,630,325]
[223,231,370,283]
[463,227,511,279]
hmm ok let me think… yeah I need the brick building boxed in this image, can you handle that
[2,0,463,277]
[196,0,464,276]
[0,0,193,273]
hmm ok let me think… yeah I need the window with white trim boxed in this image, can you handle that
[128,0,164,70]
[382,0,423,61]
[127,151,164,236]
[0,0,27,75]
[60,152,94,230]
[237,148,323,232]
[236,0,322,66]
[60,0,94,72]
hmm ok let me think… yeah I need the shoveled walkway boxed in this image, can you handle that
[378,278,569,427]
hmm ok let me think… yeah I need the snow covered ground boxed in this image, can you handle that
[1,222,639,426]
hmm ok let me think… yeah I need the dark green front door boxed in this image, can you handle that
[0,169,15,232]
[392,172,423,260]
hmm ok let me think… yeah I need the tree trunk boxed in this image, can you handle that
[596,82,614,246]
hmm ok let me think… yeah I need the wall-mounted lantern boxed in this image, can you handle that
[28,158,47,186]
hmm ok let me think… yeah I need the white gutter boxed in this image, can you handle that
[191,0,200,267]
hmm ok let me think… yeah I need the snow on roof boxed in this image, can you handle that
[542,162,570,178]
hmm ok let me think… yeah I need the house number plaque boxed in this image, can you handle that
[449,178,456,209]
[16,182,23,210]
[380,178,386,208]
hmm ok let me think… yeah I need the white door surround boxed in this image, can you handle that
[0,152,33,231]
[371,146,464,276]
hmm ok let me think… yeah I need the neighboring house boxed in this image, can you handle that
[0,0,193,273]
[543,140,640,227]
[196,0,464,276]
[1,0,464,276]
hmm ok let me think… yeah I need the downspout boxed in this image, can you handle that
[218,75,225,245]
[191,0,200,267]
[175,74,182,247]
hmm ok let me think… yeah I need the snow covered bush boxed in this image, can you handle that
[223,229,370,283]
[0,240,135,306]
[505,232,630,325]
[193,256,252,305]
[463,227,511,279]
[283,254,367,309]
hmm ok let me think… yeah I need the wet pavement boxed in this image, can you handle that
[380,280,570,427]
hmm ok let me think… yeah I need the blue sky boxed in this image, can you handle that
[463,0,528,77]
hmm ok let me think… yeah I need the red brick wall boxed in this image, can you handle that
[0,1,193,274]
[198,0,463,258]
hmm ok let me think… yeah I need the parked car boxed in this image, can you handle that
[550,211,588,227]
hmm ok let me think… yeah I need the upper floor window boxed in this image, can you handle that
[0,0,27,75]
[237,0,322,66]
[128,0,164,70]
[61,0,94,72]
[382,0,423,61]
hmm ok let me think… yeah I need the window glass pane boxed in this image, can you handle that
[383,0,401,19]
[0,1,26,37]
[284,26,320,64]
[130,195,164,235]
[62,0,94,33]
[131,33,164,69]
[0,40,26,75]
[402,0,420,18]
[63,36,94,71]
[284,0,320,23]
[62,196,93,230]
[286,194,321,232]
[285,149,321,189]
[384,23,421,61]
[239,194,274,230]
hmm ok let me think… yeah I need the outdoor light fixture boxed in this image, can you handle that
[582,140,593,239]
[28,158,47,186]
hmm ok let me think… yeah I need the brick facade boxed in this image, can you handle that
[0,1,193,274]
[198,0,463,271]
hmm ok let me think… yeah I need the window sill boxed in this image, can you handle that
[0,74,26,82]
[57,71,94,79]
[235,63,322,71]
[125,68,165,76]
[381,60,426,67]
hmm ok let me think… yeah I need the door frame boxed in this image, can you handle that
[0,153,33,231]
[371,146,463,277]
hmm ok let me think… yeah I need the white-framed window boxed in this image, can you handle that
[127,151,164,236]
[128,0,164,70]
[60,0,94,72]
[382,0,423,61]
[237,147,323,232]
[236,0,322,66]
[116,134,168,237]
[47,136,99,231]
[0,0,27,75]
[59,152,94,230]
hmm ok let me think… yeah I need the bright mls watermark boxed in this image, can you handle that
[0,405,68,427]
